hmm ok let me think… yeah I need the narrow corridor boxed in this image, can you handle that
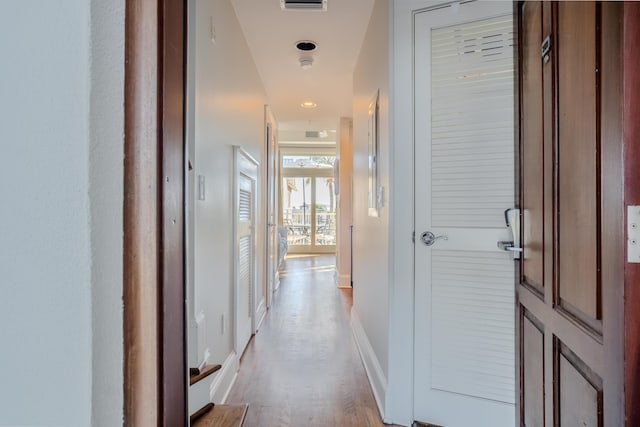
[227,255,397,427]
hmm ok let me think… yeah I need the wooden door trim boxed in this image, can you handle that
[124,0,186,425]
[123,0,161,424]
[159,0,187,425]
[623,3,640,425]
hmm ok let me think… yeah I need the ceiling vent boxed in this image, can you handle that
[281,0,327,11]
[305,131,320,138]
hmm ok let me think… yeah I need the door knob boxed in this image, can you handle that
[421,231,448,246]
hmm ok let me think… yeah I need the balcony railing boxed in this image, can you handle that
[282,209,336,246]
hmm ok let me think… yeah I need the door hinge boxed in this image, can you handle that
[412,231,416,243]
[541,34,552,64]
[628,206,640,263]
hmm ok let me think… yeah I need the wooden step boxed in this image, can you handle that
[191,404,248,427]
[414,422,444,427]
[189,364,222,386]
[191,403,215,424]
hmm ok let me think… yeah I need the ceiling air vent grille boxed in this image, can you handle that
[281,0,327,11]
[305,131,320,138]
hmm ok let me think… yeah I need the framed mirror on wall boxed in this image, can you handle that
[368,90,380,217]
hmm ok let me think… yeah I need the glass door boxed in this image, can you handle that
[282,176,312,247]
[280,152,336,254]
[314,177,336,247]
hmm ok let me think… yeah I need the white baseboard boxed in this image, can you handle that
[337,273,352,289]
[275,272,281,291]
[255,298,267,332]
[351,307,388,422]
[209,351,239,404]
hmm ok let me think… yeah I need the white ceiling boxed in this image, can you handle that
[231,0,375,132]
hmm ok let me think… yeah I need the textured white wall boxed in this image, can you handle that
[352,0,390,383]
[190,0,267,369]
[89,0,125,425]
[0,1,124,425]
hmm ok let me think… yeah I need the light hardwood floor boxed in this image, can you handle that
[227,255,400,427]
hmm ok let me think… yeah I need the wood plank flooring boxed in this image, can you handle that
[227,255,400,427]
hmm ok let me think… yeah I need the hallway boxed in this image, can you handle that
[227,255,396,427]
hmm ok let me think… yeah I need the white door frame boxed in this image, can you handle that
[265,106,278,308]
[233,146,259,356]
[279,147,337,255]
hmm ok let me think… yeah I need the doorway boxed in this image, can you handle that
[280,149,337,254]
[413,2,516,426]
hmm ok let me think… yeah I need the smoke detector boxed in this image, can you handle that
[300,58,313,70]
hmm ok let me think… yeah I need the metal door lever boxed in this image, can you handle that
[497,241,523,253]
[421,231,448,246]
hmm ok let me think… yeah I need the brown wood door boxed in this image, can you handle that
[517,2,624,426]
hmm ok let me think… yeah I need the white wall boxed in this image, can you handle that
[336,118,353,288]
[0,1,125,425]
[351,0,391,417]
[188,0,267,378]
[89,0,125,425]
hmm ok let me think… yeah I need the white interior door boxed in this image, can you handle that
[413,3,516,426]
[235,146,258,356]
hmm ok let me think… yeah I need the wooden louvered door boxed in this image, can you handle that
[413,2,517,426]
[517,2,624,426]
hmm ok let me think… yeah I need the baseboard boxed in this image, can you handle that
[350,307,387,421]
[255,298,267,332]
[209,351,239,404]
[274,271,281,292]
[337,273,352,289]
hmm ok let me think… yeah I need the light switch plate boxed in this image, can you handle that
[198,174,205,201]
[628,206,640,263]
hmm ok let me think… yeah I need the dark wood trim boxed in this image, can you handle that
[601,3,624,425]
[543,0,555,312]
[159,0,187,425]
[553,336,604,427]
[594,1,603,324]
[124,0,187,425]
[519,306,545,427]
[624,3,640,426]
[123,0,161,425]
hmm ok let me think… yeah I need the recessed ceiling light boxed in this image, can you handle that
[295,40,318,52]
[301,101,317,109]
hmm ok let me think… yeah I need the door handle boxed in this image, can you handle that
[420,231,448,246]
[497,241,523,253]
[499,208,522,258]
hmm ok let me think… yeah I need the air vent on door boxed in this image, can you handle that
[281,0,327,11]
